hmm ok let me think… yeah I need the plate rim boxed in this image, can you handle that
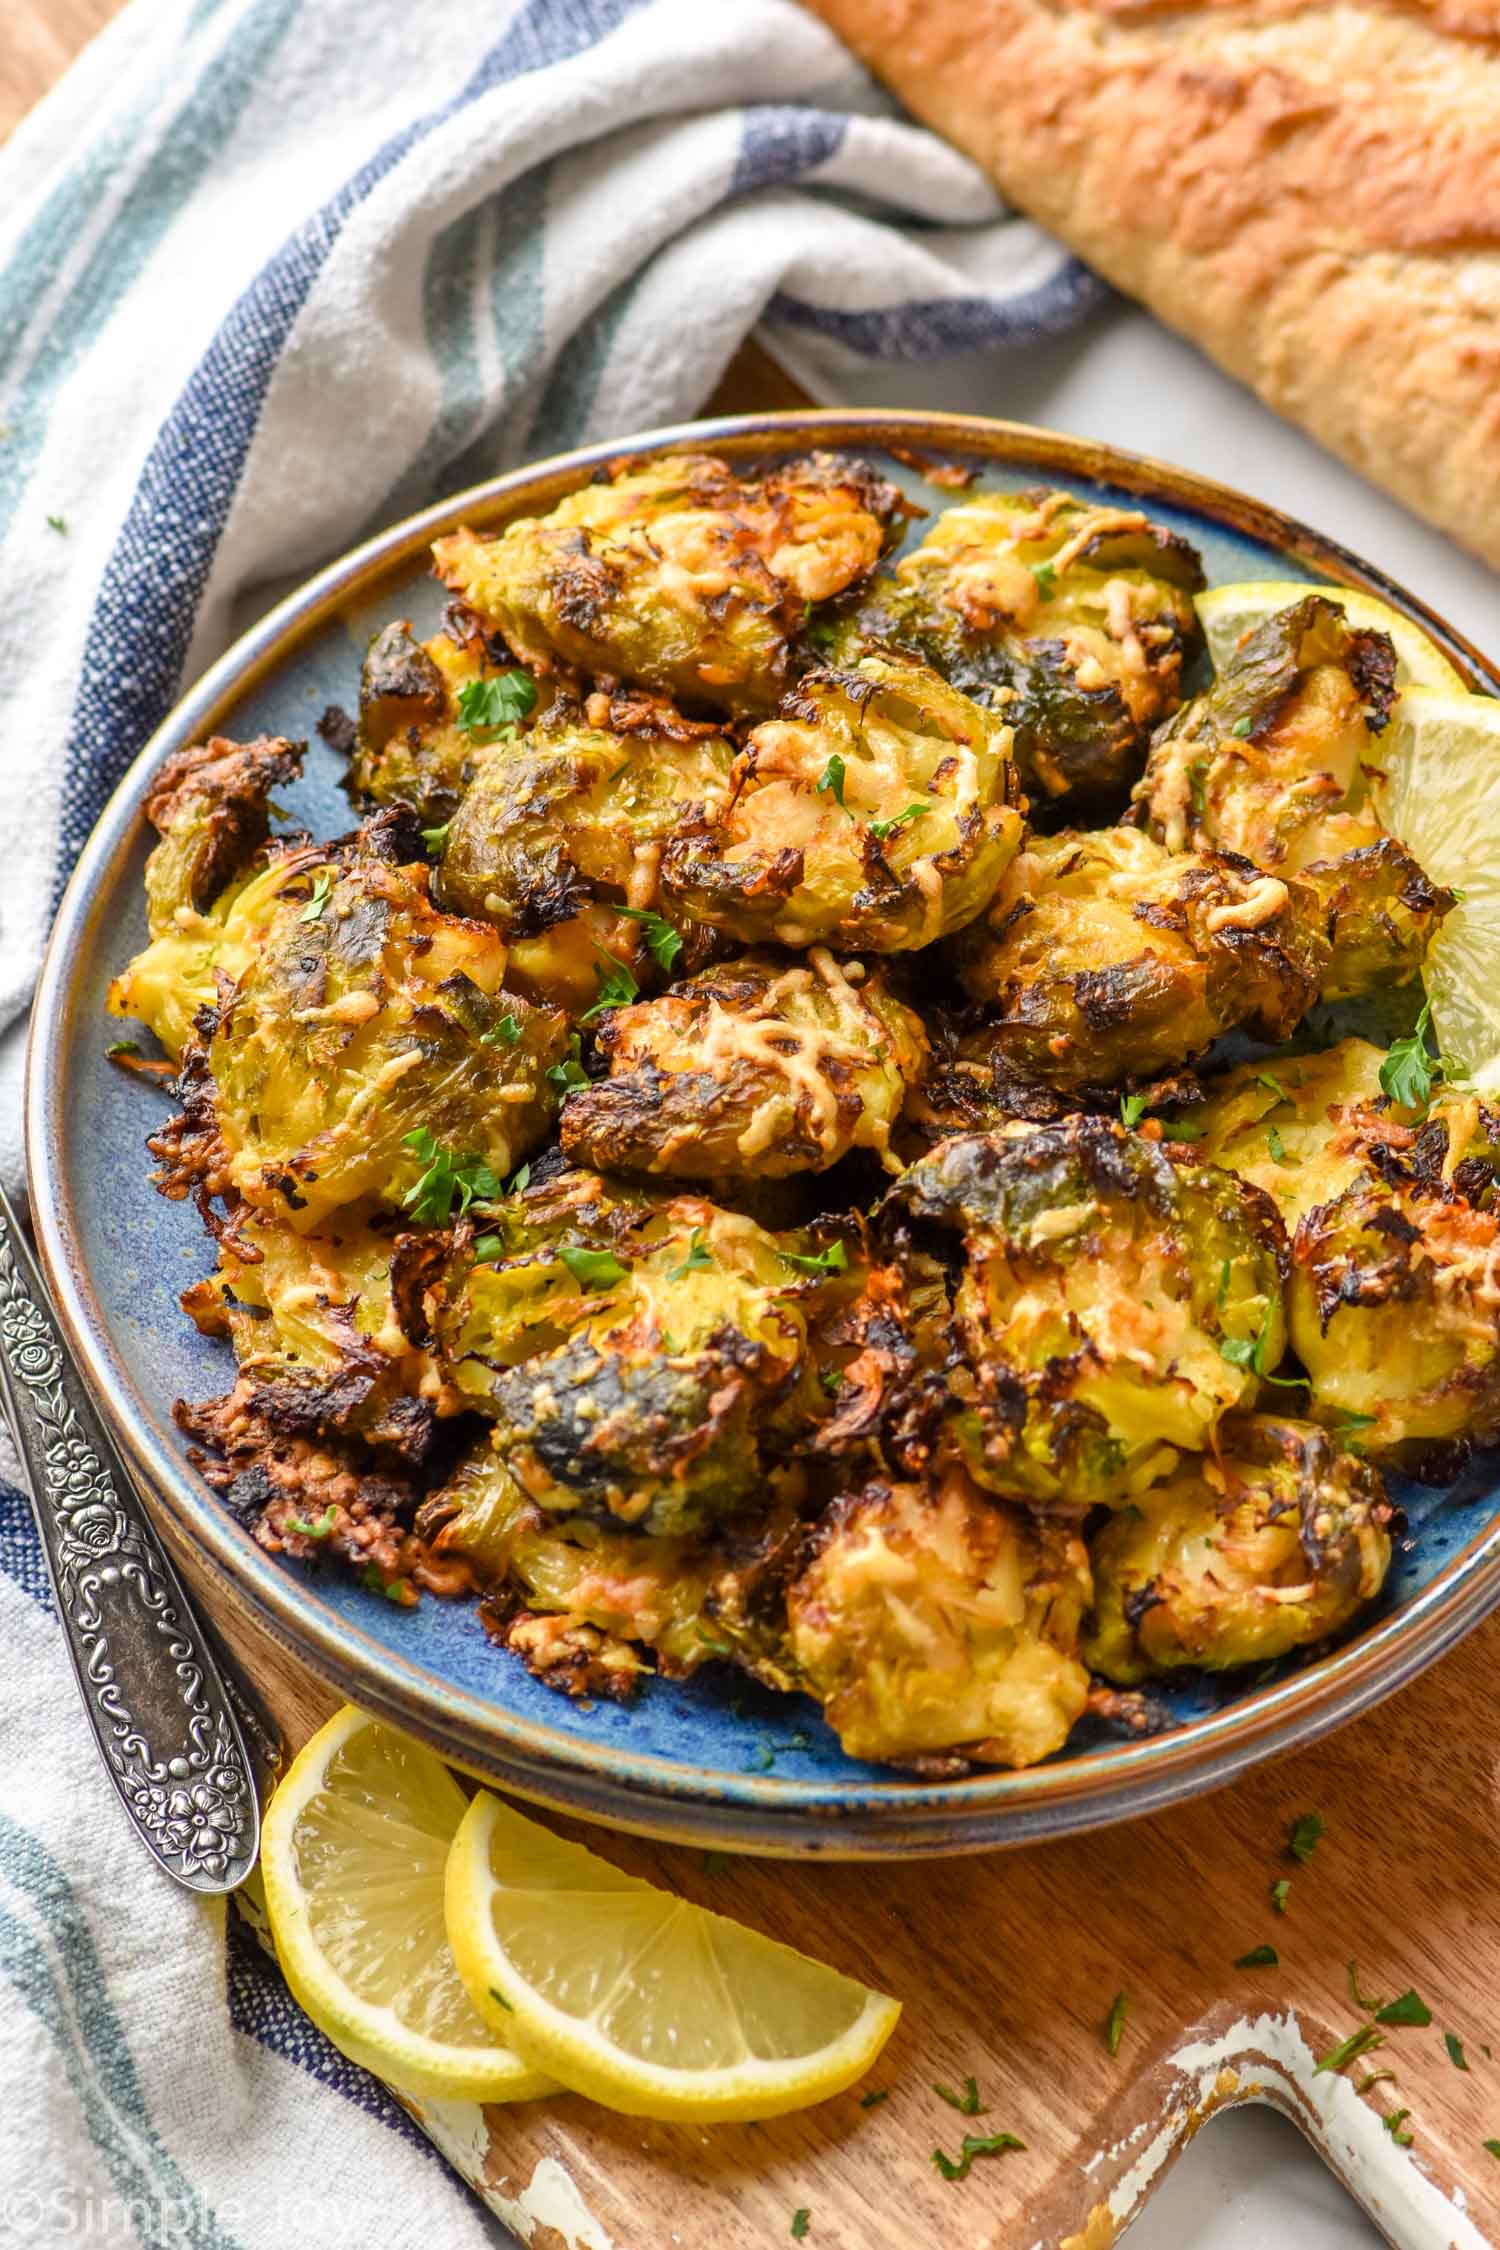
[27,406,1500,1854]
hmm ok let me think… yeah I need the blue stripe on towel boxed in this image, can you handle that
[729,105,847,195]
[769,259,1110,358]
[54,0,648,898]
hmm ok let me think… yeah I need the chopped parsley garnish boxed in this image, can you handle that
[1104,1990,1128,2057]
[933,2076,984,2116]
[1376,1990,1432,2028]
[456,670,536,737]
[1329,1408,1378,1435]
[581,949,639,1023]
[1384,2109,1414,2147]
[746,1741,776,1773]
[791,2211,810,2240]
[1265,1123,1288,1163]
[1288,1812,1325,1863]
[869,803,930,843]
[421,822,450,855]
[859,2090,888,2109]
[1234,1945,1279,1969]
[1120,1092,1149,1129]
[1357,2069,1396,2094]
[1447,2033,1470,2071]
[779,1240,849,1276]
[106,1039,141,1059]
[283,1505,338,1540]
[46,512,68,535]
[1315,2026,1385,2076]
[806,618,838,652]
[1231,714,1254,738]
[1379,1001,1465,1116]
[473,1234,503,1263]
[547,1034,588,1093]
[701,1850,732,1875]
[1484,2140,1500,2160]
[616,905,683,972]
[558,1244,627,1290]
[480,1013,522,1046]
[508,1160,531,1194]
[1271,1878,1291,1915]
[1188,760,1209,820]
[1029,560,1057,599]
[361,1565,417,1607]
[816,753,852,815]
[669,1228,713,1281]
[400,1129,501,1223]
[1257,1071,1292,1107]
[1348,1961,1383,2011]
[299,868,335,923]
[931,2131,1025,2183]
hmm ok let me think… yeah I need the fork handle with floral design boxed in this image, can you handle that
[0,1183,258,1892]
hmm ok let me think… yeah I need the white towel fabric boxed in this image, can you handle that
[0,3,1101,2242]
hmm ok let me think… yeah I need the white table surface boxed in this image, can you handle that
[775,290,1500,2249]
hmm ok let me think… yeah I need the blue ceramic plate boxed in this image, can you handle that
[27,412,1500,1856]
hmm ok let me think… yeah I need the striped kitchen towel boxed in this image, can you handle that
[0,2,1100,2244]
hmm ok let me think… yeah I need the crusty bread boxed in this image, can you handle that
[801,0,1500,570]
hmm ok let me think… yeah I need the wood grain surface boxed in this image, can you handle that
[14,7,1500,2246]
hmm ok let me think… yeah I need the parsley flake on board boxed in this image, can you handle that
[581,950,639,1023]
[1376,1990,1433,2029]
[1234,1945,1279,1969]
[669,1229,714,1281]
[1104,1990,1128,2057]
[1271,1879,1291,1915]
[1348,1961,1385,2013]
[931,2132,1025,2183]
[557,1244,628,1290]
[869,803,930,843]
[701,1850,732,1876]
[1447,2033,1470,2071]
[933,2076,984,2116]
[1315,2026,1384,2076]
[1484,2141,1500,2161]
[1383,2109,1414,2147]
[1288,1812,1325,1864]
[859,2090,888,2110]
[616,905,684,972]
[400,1129,501,1224]
[791,2212,810,2240]
[299,869,335,923]
[457,670,536,736]
[780,1241,849,1276]
[46,512,68,535]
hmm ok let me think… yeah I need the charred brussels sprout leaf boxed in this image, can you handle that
[662,651,1024,954]
[432,451,906,716]
[1083,1413,1393,1683]
[347,620,540,825]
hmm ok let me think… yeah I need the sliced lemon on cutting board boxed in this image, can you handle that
[445,1789,900,2120]
[1369,684,1500,1092]
[1197,580,1467,693]
[261,1706,556,2102]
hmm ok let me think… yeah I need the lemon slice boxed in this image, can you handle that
[261,1707,555,2102]
[1368,685,1500,1091]
[445,1789,900,2120]
[1197,580,1466,693]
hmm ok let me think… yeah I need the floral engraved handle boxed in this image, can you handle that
[0,1187,258,1891]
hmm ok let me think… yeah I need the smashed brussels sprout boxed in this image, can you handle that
[877,1121,1289,1507]
[433,451,905,715]
[346,617,543,824]
[833,486,1202,810]
[559,946,928,1179]
[662,651,1024,952]
[1084,1413,1393,1683]
[1135,596,1452,998]
[786,1466,1092,1767]
[954,824,1328,1090]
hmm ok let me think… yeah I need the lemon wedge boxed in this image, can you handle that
[445,1789,900,2120]
[261,1706,555,2102]
[1369,685,1500,1092]
[1197,580,1466,693]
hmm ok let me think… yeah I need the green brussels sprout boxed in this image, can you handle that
[830,487,1203,810]
[432,451,905,716]
[953,824,1329,1090]
[877,1121,1289,1507]
[661,651,1024,954]
[107,733,303,1058]
[187,816,568,1231]
[434,1176,824,1537]
[785,1466,1092,1767]
[559,946,928,1180]
[180,1210,448,1461]
[1083,1412,1394,1684]
[1135,596,1452,997]
[1290,1168,1500,1457]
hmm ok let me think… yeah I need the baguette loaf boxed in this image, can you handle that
[801,0,1500,571]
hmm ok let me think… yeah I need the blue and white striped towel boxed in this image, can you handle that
[0,3,1100,2241]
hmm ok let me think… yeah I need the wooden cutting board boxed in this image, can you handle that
[189,1525,1500,2250]
[15,9,1500,2244]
